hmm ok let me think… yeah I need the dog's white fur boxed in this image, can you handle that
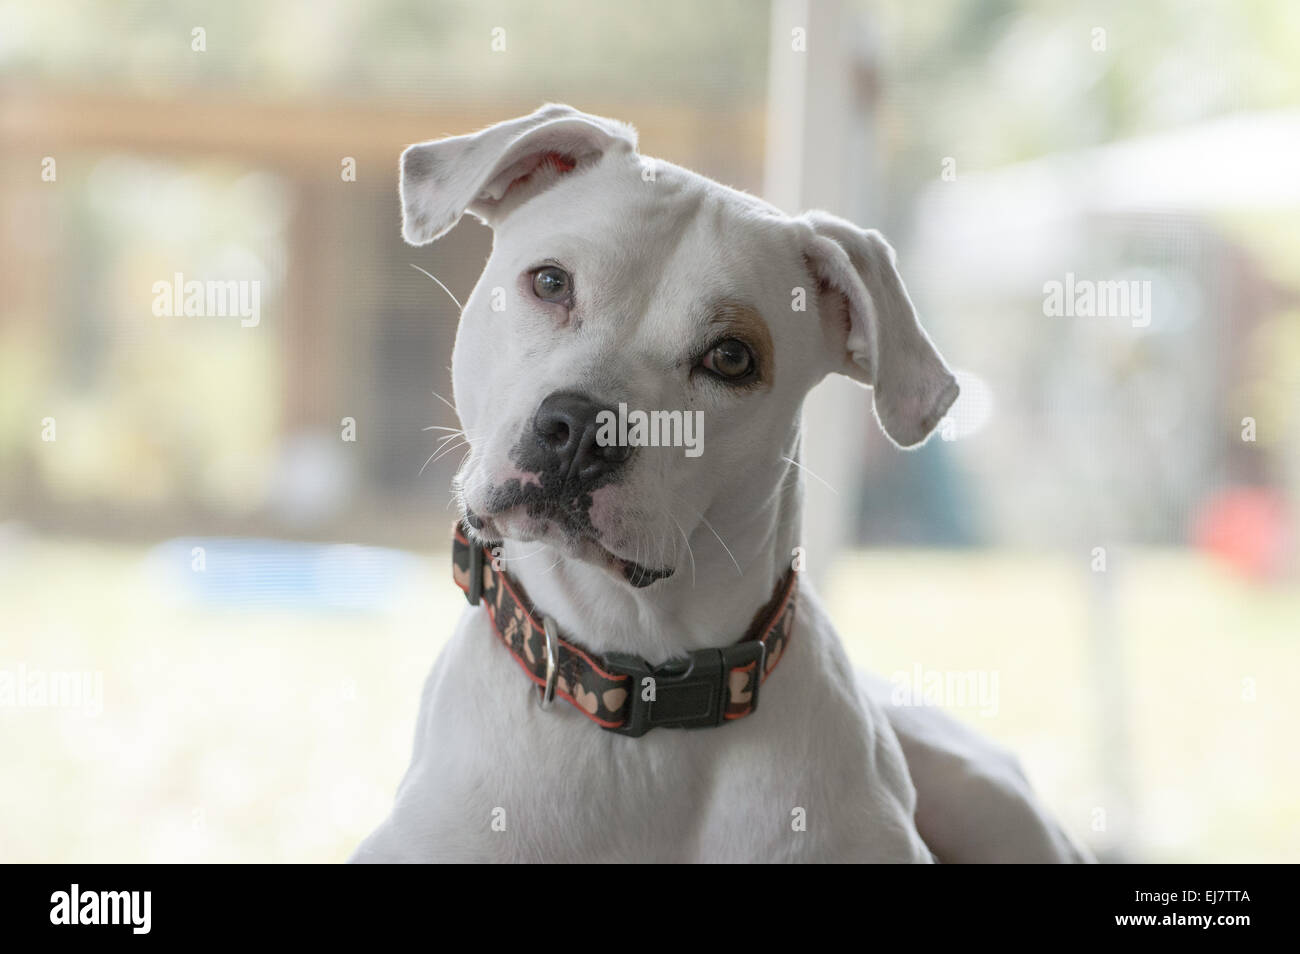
[353,105,1087,863]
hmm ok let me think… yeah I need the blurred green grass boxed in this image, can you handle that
[1,537,1295,862]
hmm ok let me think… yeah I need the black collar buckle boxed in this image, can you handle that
[465,538,486,606]
[602,640,767,738]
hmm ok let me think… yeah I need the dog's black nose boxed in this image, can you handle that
[532,391,632,483]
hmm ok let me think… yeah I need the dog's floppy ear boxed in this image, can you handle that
[802,211,958,447]
[399,103,637,245]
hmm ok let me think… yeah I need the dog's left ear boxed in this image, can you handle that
[400,103,637,245]
[802,211,958,448]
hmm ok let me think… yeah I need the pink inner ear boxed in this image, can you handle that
[543,152,577,173]
[502,151,577,198]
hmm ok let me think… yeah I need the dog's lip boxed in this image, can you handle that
[537,530,676,589]
[465,507,674,588]
[585,539,675,589]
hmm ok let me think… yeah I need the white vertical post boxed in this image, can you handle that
[764,0,879,584]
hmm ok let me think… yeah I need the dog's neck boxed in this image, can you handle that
[497,421,805,665]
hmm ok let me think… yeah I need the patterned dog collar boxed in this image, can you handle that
[451,522,797,737]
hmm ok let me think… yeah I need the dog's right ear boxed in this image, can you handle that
[399,104,637,245]
[802,212,959,448]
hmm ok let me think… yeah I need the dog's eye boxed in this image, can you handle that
[531,266,572,304]
[700,338,755,381]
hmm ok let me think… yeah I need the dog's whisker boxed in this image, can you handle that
[693,509,743,577]
[430,389,459,414]
[421,438,468,477]
[780,455,839,496]
[427,437,470,468]
[497,544,550,563]
[668,511,696,587]
[409,263,464,313]
[448,450,483,508]
[541,543,564,573]
[421,444,462,478]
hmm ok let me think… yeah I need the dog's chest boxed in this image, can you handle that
[373,609,931,863]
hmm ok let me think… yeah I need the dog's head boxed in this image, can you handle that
[401,104,957,588]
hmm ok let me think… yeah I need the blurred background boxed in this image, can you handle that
[1,0,1297,863]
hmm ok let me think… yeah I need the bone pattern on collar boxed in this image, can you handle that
[450,522,797,731]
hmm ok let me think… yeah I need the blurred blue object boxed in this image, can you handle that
[142,538,425,612]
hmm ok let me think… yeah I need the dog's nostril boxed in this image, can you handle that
[540,420,571,449]
[598,441,633,464]
[531,390,632,481]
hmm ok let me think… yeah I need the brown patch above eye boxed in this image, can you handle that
[706,300,774,388]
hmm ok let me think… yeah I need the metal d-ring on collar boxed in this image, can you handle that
[539,616,559,710]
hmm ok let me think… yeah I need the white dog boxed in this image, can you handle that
[353,105,1088,863]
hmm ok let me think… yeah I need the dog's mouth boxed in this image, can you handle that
[465,504,674,589]
[571,534,675,588]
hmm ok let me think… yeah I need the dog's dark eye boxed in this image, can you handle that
[531,266,572,304]
[700,338,755,381]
